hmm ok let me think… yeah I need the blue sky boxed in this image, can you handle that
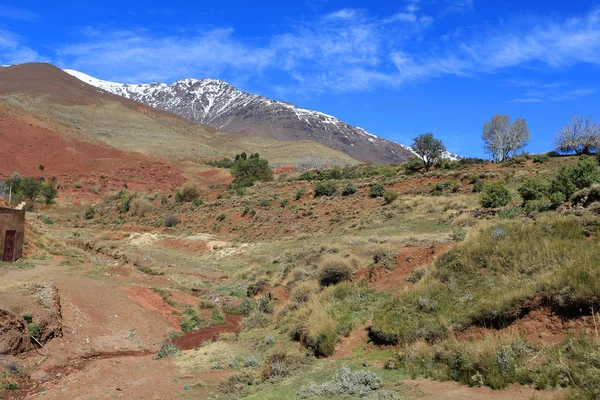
[1,1,600,157]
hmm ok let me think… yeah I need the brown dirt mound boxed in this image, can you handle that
[0,309,33,355]
[123,287,180,329]
[172,314,241,350]
[356,243,453,292]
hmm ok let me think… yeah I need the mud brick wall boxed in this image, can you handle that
[0,207,25,262]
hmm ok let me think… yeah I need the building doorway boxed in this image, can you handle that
[3,230,16,262]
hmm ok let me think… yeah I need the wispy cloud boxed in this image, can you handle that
[55,7,600,95]
[0,6,39,22]
[507,80,596,103]
[0,29,42,65]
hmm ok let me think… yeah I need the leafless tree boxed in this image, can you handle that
[555,115,600,155]
[482,114,530,162]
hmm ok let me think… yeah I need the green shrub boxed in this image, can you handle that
[41,182,59,205]
[341,183,357,196]
[383,190,398,204]
[279,198,289,208]
[517,177,549,202]
[118,195,130,213]
[314,182,337,197]
[480,182,512,208]
[404,157,423,173]
[211,308,225,326]
[546,151,560,157]
[28,322,40,339]
[217,213,226,221]
[297,366,388,398]
[229,153,273,189]
[190,198,203,210]
[369,184,386,198]
[472,180,484,193]
[84,206,95,220]
[551,155,600,199]
[318,256,353,286]
[295,188,306,200]
[258,199,272,208]
[180,308,203,332]
[157,340,180,359]
[549,191,566,207]
[532,154,550,163]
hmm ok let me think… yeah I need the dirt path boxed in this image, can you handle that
[172,314,241,350]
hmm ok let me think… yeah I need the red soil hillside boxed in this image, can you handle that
[0,103,184,193]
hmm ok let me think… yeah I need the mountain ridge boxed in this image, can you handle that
[65,69,451,164]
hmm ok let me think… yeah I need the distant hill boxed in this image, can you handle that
[65,69,421,164]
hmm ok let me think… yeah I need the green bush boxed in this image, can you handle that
[480,182,512,208]
[295,188,306,200]
[229,153,273,189]
[28,322,40,339]
[369,184,386,198]
[551,155,600,199]
[404,157,423,173]
[472,180,484,193]
[190,198,203,210]
[41,182,59,205]
[517,177,549,202]
[211,308,225,325]
[383,190,398,204]
[341,183,357,196]
[314,182,337,197]
[157,340,180,359]
[84,206,95,220]
[532,154,550,163]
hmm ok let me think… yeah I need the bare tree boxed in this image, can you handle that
[555,115,600,155]
[411,132,446,172]
[295,155,329,172]
[482,114,530,162]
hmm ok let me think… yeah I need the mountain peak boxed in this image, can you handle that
[64,69,424,164]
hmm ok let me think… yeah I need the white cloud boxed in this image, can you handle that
[0,6,38,22]
[0,29,42,65]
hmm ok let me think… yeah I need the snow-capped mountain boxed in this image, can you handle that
[65,69,459,164]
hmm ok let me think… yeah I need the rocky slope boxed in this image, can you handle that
[65,70,425,164]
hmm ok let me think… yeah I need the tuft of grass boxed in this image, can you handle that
[318,255,353,287]
[211,307,225,326]
[157,340,180,359]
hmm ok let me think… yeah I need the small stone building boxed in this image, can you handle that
[0,206,25,262]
